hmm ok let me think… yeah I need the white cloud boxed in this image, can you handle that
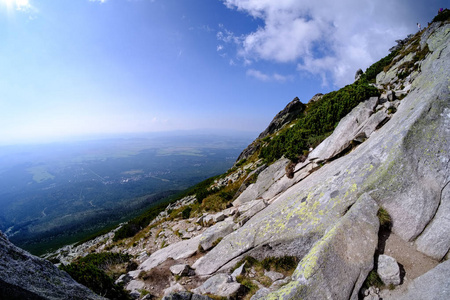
[89,0,108,3]
[217,45,224,51]
[247,69,290,82]
[1,0,35,13]
[223,0,415,87]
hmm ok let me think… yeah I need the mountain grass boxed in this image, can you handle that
[260,77,379,163]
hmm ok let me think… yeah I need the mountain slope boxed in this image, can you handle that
[2,10,449,300]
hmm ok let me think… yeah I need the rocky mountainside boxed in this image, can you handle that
[1,11,449,300]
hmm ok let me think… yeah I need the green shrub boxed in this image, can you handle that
[363,270,384,288]
[260,78,379,163]
[364,50,399,82]
[181,206,192,219]
[377,207,392,228]
[432,8,450,23]
[60,253,132,299]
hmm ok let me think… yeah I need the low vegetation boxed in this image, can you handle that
[60,252,132,300]
[260,77,379,163]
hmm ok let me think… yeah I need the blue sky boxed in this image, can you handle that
[0,0,446,145]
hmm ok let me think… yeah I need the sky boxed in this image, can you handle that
[0,0,446,145]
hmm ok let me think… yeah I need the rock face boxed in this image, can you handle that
[0,231,105,300]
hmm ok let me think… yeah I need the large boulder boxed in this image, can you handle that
[199,218,235,251]
[192,273,246,299]
[233,158,290,206]
[131,235,202,276]
[0,231,105,300]
[264,193,379,300]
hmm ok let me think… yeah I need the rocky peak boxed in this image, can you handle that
[257,97,305,140]
[236,97,305,162]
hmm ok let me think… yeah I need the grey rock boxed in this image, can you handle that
[309,96,379,163]
[213,212,226,223]
[258,97,306,140]
[250,287,271,300]
[0,231,105,300]
[202,215,214,227]
[231,263,246,278]
[163,283,186,296]
[415,181,450,260]
[233,158,290,206]
[355,68,363,81]
[265,193,379,299]
[115,273,133,285]
[191,294,214,300]
[170,264,192,276]
[395,260,450,300]
[162,291,213,300]
[307,93,324,104]
[234,200,267,226]
[192,273,246,298]
[126,279,145,293]
[135,235,202,274]
[264,270,284,282]
[199,218,235,251]
[377,255,401,286]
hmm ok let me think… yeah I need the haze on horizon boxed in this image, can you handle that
[0,0,446,145]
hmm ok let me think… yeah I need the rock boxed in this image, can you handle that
[353,109,390,140]
[377,255,401,286]
[182,232,193,240]
[234,200,267,226]
[222,207,238,217]
[270,276,291,290]
[192,273,246,299]
[308,96,379,163]
[307,93,324,104]
[115,273,133,285]
[134,235,202,275]
[199,218,235,251]
[231,262,246,278]
[257,97,306,139]
[265,193,379,299]
[213,212,226,223]
[126,280,146,294]
[236,97,305,162]
[415,182,450,260]
[170,264,192,276]
[264,270,284,282]
[202,215,215,227]
[365,286,379,296]
[195,216,204,225]
[233,158,290,206]
[250,287,271,300]
[0,231,106,300]
[355,68,363,81]
[395,260,450,300]
[162,292,214,300]
[163,283,186,296]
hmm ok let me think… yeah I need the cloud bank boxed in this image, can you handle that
[223,0,416,86]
